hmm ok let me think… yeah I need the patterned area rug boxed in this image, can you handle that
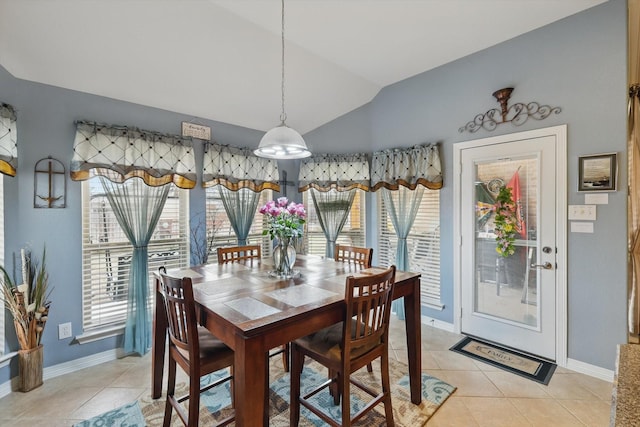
[77,357,455,426]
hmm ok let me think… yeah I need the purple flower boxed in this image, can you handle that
[277,197,289,207]
[268,206,282,217]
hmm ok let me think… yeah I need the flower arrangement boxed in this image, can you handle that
[494,186,518,257]
[1,247,51,350]
[259,197,306,241]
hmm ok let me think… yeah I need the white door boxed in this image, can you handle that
[456,126,566,361]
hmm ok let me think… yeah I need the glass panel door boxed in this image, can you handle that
[474,157,539,328]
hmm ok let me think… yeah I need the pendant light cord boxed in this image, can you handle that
[280,0,287,124]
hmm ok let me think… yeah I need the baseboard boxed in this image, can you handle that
[566,357,615,382]
[421,315,456,332]
[0,347,125,400]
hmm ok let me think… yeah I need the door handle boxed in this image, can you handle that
[531,262,553,270]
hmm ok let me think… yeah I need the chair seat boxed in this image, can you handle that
[295,320,381,362]
[176,326,235,367]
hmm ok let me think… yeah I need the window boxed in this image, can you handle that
[0,176,4,355]
[81,180,189,333]
[378,189,442,308]
[205,187,273,261]
[302,190,366,256]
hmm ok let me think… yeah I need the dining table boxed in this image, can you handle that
[151,255,422,427]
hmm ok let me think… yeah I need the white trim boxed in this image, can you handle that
[421,316,456,333]
[75,325,124,345]
[0,348,124,400]
[566,357,614,382]
[43,348,125,380]
[453,125,568,367]
[0,351,17,369]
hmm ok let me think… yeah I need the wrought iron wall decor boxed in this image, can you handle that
[34,156,66,208]
[459,87,562,133]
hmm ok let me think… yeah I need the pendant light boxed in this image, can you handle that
[255,0,311,159]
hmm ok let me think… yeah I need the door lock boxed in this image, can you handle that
[531,262,553,270]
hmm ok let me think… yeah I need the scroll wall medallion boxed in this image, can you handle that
[459,87,562,133]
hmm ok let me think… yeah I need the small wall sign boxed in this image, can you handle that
[181,122,211,140]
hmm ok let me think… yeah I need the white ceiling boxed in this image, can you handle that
[0,0,607,134]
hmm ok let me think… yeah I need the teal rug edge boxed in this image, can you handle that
[73,400,145,427]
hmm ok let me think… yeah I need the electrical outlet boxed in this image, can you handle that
[58,322,72,340]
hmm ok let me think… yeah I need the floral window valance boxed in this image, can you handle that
[70,121,197,188]
[0,103,18,177]
[371,143,443,191]
[298,153,370,192]
[201,142,280,192]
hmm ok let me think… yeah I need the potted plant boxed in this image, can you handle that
[1,246,51,391]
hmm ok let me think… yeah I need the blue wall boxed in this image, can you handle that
[306,0,628,370]
[0,0,628,387]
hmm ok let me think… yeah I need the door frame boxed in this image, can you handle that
[453,125,568,367]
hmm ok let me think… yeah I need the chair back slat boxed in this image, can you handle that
[335,244,373,267]
[344,266,396,353]
[217,245,261,264]
[159,267,198,353]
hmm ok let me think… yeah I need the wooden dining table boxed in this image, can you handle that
[151,255,422,427]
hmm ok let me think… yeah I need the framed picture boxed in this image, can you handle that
[578,152,617,192]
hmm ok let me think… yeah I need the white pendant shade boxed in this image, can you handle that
[255,124,311,159]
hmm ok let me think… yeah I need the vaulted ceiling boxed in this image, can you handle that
[0,0,607,134]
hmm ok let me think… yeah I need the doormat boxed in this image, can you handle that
[450,336,556,385]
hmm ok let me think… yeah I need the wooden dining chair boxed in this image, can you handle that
[334,244,373,268]
[216,244,290,372]
[158,267,235,427]
[290,265,397,427]
[334,244,375,372]
[216,244,261,264]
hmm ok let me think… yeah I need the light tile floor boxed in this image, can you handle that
[0,320,613,426]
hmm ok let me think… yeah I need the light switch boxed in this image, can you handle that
[568,205,596,221]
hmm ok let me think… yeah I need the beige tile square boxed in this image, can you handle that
[17,386,102,419]
[559,399,613,427]
[485,371,551,398]
[431,350,482,370]
[435,370,503,397]
[510,397,585,426]
[462,396,532,427]
[545,373,602,400]
[427,396,480,426]
[572,373,614,401]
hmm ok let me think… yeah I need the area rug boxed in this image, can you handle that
[73,400,145,426]
[79,357,455,426]
[450,335,556,385]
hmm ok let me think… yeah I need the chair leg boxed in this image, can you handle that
[164,358,177,427]
[326,368,341,405]
[188,368,201,427]
[282,343,290,372]
[366,362,373,373]
[381,355,395,427]
[289,345,304,426]
[341,371,351,427]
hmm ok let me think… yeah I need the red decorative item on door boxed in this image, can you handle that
[507,169,527,239]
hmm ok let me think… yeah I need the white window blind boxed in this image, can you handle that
[81,180,189,331]
[205,187,273,261]
[0,176,4,354]
[303,190,366,257]
[378,189,442,308]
